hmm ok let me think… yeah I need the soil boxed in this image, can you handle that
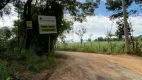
[48,51,142,80]
[31,51,142,80]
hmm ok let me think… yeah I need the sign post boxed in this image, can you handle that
[38,15,57,52]
[26,21,33,49]
[48,35,51,52]
[26,21,33,29]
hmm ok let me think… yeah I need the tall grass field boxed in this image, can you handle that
[55,41,142,55]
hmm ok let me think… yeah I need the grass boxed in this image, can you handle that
[0,49,58,80]
[55,41,142,55]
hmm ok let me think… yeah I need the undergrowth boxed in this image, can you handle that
[0,49,57,80]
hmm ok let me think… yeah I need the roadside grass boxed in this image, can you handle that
[55,41,128,54]
[0,49,57,80]
[56,41,142,56]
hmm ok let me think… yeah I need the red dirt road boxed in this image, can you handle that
[47,51,142,80]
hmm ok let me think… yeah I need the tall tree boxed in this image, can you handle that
[105,0,142,53]
[106,0,142,38]
[13,0,100,55]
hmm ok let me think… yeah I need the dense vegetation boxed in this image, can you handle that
[56,41,142,56]
[0,26,57,80]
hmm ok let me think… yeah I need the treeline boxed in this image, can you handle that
[94,37,119,41]
[92,36,142,42]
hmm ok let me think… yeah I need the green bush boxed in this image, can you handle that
[0,61,10,80]
[102,47,108,52]
[0,60,18,80]
[0,40,7,53]
[47,52,57,67]
[24,49,57,72]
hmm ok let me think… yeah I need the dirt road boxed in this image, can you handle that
[48,51,142,80]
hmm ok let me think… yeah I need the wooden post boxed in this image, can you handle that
[49,35,51,52]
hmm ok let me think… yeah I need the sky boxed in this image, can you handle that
[0,0,142,42]
[0,4,18,27]
[65,0,142,42]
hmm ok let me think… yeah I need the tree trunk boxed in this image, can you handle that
[25,0,33,49]
[130,35,134,51]
[81,39,83,45]
[122,0,130,54]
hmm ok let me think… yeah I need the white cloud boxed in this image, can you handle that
[66,16,142,42]
[0,15,18,27]
[0,4,18,28]
[66,15,116,42]
[129,16,142,36]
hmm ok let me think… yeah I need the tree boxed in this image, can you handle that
[97,37,104,41]
[12,0,100,55]
[106,29,114,42]
[0,26,12,52]
[106,0,134,38]
[106,29,115,52]
[87,38,91,42]
[59,34,66,44]
[0,0,18,17]
[89,33,93,42]
[106,0,142,37]
[105,0,140,53]
[0,27,11,40]
[0,0,10,17]
[75,25,87,45]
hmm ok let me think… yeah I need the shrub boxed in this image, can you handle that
[47,52,57,67]
[24,49,57,72]
[102,47,108,52]
[0,60,18,80]
[0,61,10,80]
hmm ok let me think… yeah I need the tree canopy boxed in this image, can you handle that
[105,0,142,39]
[6,0,100,54]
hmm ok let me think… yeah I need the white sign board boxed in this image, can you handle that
[38,15,57,34]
